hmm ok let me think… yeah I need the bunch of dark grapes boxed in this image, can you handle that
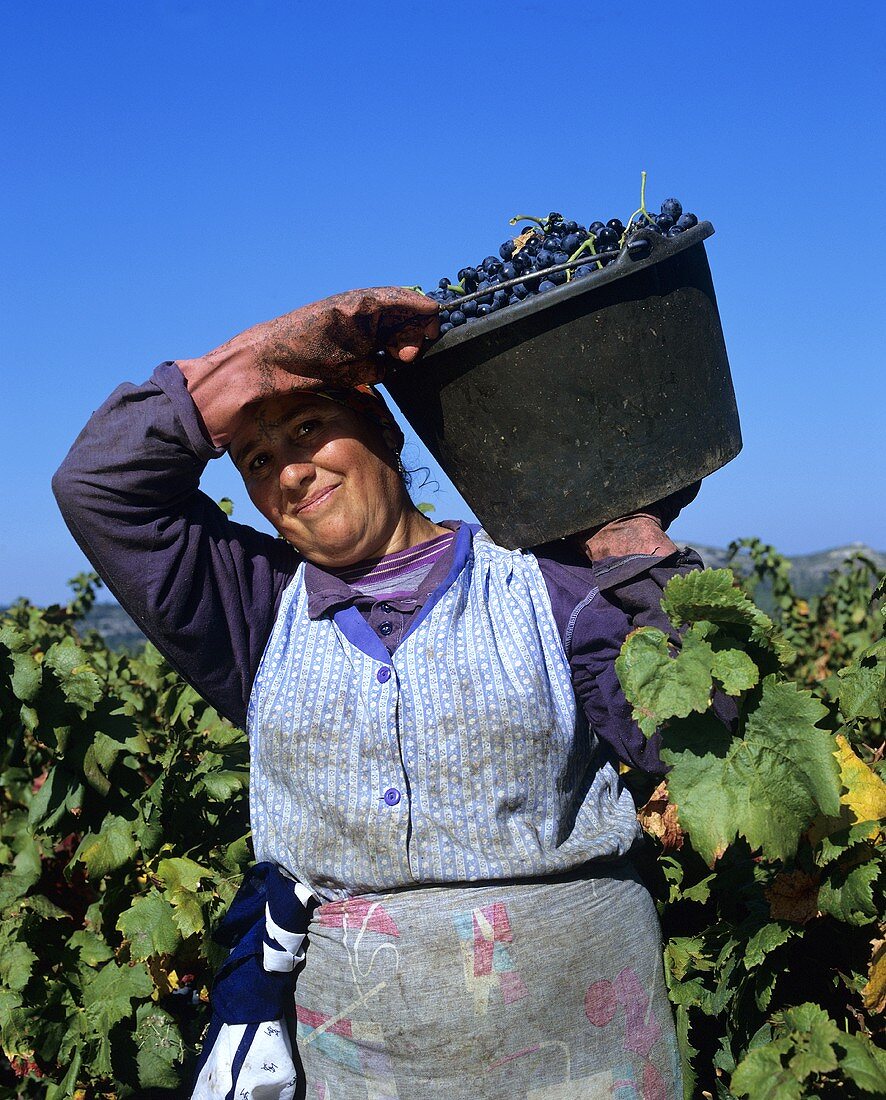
[425,197,699,333]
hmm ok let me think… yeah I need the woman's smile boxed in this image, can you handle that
[293,483,339,515]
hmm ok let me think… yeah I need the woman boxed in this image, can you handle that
[54,287,695,1098]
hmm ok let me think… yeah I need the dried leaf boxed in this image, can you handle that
[764,869,821,924]
[638,780,685,851]
[510,228,538,256]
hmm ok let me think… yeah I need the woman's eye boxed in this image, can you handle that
[248,453,270,474]
[294,418,320,437]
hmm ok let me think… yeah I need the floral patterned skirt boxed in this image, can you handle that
[292,861,681,1099]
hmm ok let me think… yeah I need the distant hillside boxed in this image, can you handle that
[686,541,886,600]
[73,543,885,650]
[80,603,147,652]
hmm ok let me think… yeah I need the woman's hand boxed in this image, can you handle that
[576,483,702,563]
[253,287,440,386]
[177,288,439,448]
[579,512,678,563]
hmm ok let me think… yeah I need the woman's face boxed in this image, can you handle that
[231,392,413,568]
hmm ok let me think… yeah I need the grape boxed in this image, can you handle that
[661,197,683,221]
[457,266,479,291]
[426,188,701,330]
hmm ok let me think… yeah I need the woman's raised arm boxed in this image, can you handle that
[52,362,295,728]
[52,287,439,726]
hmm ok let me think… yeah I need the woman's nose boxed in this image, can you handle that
[278,458,315,490]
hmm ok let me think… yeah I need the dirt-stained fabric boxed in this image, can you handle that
[292,864,681,1099]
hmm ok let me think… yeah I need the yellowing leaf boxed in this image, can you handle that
[146,958,179,1000]
[834,735,886,831]
[862,937,886,1014]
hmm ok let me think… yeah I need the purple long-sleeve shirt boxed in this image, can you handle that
[52,361,709,774]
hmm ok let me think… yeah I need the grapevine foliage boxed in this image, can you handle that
[622,542,886,1098]
[1,543,885,1097]
[0,576,251,1097]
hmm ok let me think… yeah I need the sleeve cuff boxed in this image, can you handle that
[152,361,226,463]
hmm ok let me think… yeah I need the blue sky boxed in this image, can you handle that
[2,0,884,605]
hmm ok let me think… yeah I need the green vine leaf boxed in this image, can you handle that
[0,626,43,702]
[0,926,37,992]
[615,624,715,737]
[81,960,153,1033]
[818,859,880,925]
[27,764,85,830]
[73,814,138,877]
[43,637,103,713]
[117,892,183,960]
[68,928,115,968]
[134,1002,184,1088]
[732,1003,886,1096]
[710,647,759,695]
[743,922,796,969]
[660,568,794,662]
[663,677,842,864]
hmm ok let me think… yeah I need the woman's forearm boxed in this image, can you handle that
[52,362,294,726]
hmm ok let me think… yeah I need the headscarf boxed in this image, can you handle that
[313,384,405,454]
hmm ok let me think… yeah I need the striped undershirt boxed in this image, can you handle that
[329,530,456,599]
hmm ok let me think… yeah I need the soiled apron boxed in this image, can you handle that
[292,863,681,1099]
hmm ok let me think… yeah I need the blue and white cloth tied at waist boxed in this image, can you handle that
[191,863,315,1100]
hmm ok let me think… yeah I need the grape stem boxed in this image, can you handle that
[624,169,656,243]
[565,234,600,281]
[508,214,547,229]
